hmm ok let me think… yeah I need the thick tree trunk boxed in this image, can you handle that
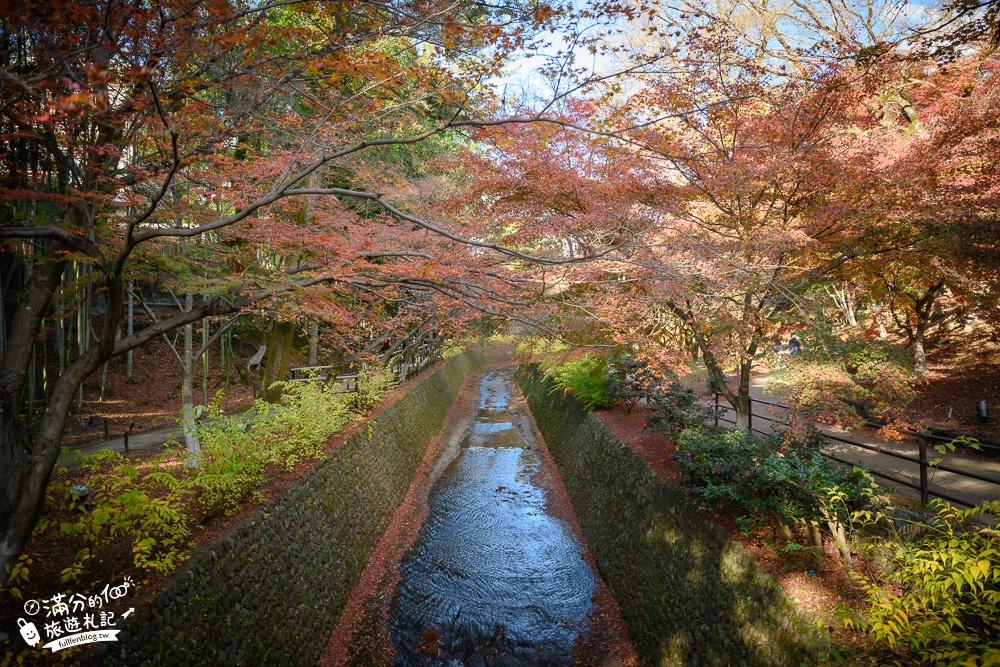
[1,355,94,588]
[261,321,295,402]
[1,242,69,584]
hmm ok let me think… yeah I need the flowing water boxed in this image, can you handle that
[388,370,596,666]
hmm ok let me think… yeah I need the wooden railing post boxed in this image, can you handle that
[714,392,719,428]
[918,432,930,504]
[747,398,753,431]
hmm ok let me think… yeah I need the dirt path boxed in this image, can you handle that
[322,366,639,667]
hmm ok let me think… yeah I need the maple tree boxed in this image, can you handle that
[463,30,882,426]
[0,0,610,586]
[463,13,1000,425]
[820,49,1000,374]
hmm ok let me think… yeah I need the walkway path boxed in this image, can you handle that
[57,424,182,469]
[713,377,1000,513]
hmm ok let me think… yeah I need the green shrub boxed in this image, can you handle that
[674,426,881,528]
[350,366,396,413]
[850,500,1000,667]
[544,354,615,409]
[606,355,658,413]
[441,341,466,359]
[190,379,363,514]
[645,383,714,436]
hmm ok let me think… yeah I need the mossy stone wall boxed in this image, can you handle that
[517,365,821,667]
[96,348,500,666]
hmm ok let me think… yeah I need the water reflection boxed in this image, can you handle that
[389,370,595,666]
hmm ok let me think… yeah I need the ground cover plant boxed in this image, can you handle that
[673,427,883,531]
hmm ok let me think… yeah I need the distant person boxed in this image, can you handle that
[787,335,802,355]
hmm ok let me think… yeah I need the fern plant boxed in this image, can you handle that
[545,354,615,410]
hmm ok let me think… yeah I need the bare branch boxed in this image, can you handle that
[0,226,104,263]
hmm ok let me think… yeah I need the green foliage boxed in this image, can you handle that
[5,553,31,600]
[673,427,882,528]
[441,341,467,359]
[351,366,396,413]
[190,374,390,514]
[606,355,658,413]
[645,383,714,436]
[849,500,1000,667]
[544,354,615,410]
[55,450,190,574]
[29,365,401,598]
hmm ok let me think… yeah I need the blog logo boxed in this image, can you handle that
[18,576,134,653]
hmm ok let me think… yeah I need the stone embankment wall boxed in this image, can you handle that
[98,348,502,666]
[517,365,821,667]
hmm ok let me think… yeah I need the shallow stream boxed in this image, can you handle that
[388,370,596,666]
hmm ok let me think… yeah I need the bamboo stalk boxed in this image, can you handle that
[126,280,134,380]
[202,320,209,406]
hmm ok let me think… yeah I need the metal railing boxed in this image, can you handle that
[712,393,1000,509]
[288,342,442,392]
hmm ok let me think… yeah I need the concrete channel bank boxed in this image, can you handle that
[517,364,821,667]
[90,347,507,666]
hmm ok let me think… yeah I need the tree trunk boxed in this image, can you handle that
[202,320,209,406]
[1,344,111,587]
[1,242,69,578]
[911,282,944,376]
[261,321,295,402]
[826,518,853,575]
[308,320,319,366]
[181,293,201,465]
[873,303,890,339]
[913,321,929,376]
[126,281,134,380]
[807,523,825,566]
[704,349,754,430]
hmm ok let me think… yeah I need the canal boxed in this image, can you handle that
[387,369,598,665]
